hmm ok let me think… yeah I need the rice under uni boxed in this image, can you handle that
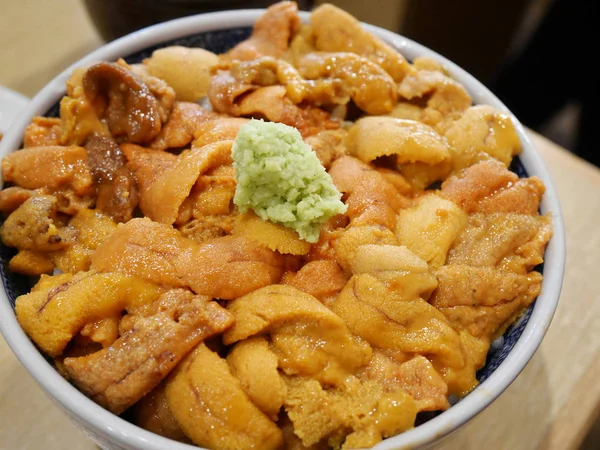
[232,119,347,243]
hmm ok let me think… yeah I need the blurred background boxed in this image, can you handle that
[0,0,596,166]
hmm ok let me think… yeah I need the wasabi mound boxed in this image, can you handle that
[232,120,347,243]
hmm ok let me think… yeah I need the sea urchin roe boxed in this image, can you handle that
[232,119,347,242]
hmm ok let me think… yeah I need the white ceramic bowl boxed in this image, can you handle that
[0,86,29,135]
[0,9,566,450]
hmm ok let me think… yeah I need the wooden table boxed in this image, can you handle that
[1,1,600,449]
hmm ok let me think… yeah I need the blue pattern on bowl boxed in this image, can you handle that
[0,25,538,411]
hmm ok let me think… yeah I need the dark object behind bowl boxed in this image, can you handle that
[83,0,314,42]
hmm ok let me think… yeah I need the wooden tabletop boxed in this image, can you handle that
[1,1,600,450]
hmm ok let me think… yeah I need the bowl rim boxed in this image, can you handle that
[0,8,566,450]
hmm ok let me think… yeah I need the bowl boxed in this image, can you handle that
[0,86,29,135]
[0,8,566,450]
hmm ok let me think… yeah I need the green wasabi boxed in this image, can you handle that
[232,120,347,243]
